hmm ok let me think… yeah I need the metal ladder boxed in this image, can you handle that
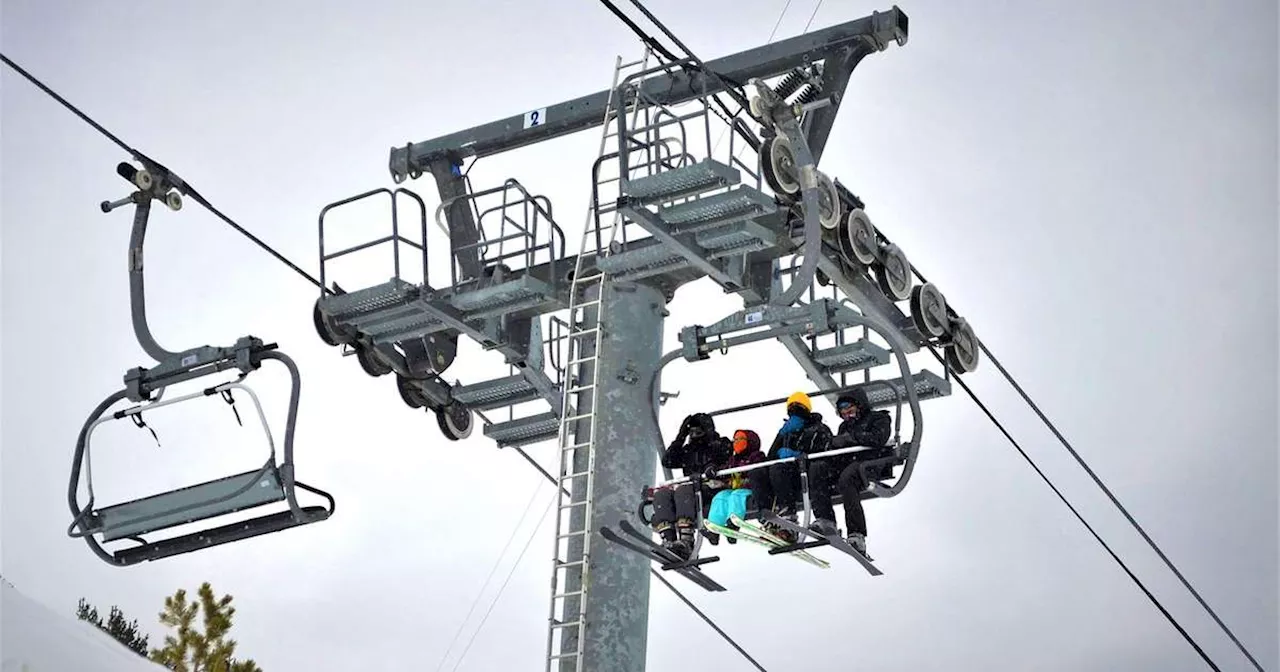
[544,48,653,672]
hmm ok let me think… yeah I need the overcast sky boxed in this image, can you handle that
[2,1,1276,670]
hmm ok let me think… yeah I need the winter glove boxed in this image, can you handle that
[675,416,694,440]
[777,447,802,460]
[702,464,720,480]
[779,415,804,435]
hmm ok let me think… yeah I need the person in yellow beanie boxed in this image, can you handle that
[747,391,834,543]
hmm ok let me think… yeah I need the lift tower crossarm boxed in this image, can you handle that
[387,7,908,181]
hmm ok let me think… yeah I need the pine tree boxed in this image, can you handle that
[149,583,263,672]
[76,598,152,657]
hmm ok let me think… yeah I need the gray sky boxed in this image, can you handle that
[2,1,1276,670]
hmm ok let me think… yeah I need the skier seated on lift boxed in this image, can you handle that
[704,429,766,544]
[749,392,834,544]
[651,413,732,560]
[808,387,892,557]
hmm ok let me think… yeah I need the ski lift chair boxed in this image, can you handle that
[68,355,334,567]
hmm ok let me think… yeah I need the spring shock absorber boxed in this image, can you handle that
[773,69,806,100]
[793,83,822,106]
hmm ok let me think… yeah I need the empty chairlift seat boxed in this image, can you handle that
[69,381,334,566]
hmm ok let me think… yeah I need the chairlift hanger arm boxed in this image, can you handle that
[660,299,923,497]
[387,7,908,179]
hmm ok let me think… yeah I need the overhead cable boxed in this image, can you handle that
[898,244,1263,671]
[928,347,1220,671]
[0,53,326,292]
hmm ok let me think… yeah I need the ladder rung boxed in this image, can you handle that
[569,327,599,339]
[548,652,581,661]
[550,619,582,630]
[566,356,596,367]
[552,590,585,600]
[565,383,595,394]
[561,470,590,480]
[561,441,592,452]
[571,298,602,311]
[555,559,585,569]
[558,500,589,509]
[561,412,593,423]
[557,530,588,540]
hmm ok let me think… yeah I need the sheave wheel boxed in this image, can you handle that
[816,171,841,231]
[356,346,392,377]
[910,283,950,339]
[436,403,474,441]
[761,135,800,196]
[397,375,427,408]
[313,299,341,346]
[944,318,980,373]
[842,209,878,266]
[875,244,913,302]
[947,317,983,373]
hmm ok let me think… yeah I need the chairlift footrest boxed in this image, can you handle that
[767,539,829,555]
[660,555,720,571]
[111,506,329,565]
[602,522,726,592]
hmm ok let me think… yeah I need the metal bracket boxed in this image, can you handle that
[387,6,910,177]
[677,299,860,362]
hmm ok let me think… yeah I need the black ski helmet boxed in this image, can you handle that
[836,387,872,413]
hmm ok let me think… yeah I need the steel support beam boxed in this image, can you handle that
[388,7,908,179]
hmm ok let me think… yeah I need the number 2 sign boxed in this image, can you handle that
[523,107,547,129]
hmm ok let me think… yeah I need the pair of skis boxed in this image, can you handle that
[600,519,726,592]
[759,511,882,577]
[706,516,830,569]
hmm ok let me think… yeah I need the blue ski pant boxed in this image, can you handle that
[707,488,752,527]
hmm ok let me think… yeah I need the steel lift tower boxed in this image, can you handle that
[309,6,979,671]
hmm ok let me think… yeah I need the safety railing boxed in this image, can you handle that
[317,188,429,295]
[435,179,566,290]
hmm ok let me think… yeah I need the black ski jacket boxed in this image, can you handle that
[662,431,732,478]
[831,409,892,449]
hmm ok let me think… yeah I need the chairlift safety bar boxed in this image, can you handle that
[654,443,896,490]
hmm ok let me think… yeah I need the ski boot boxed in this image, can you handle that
[847,532,871,560]
[810,518,840,537]
[725,520,739,545]
[669,525,696,561]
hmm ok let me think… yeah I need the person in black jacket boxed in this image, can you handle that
[807,387,892,556]
[749,392,834,543]
[651,413,732,560]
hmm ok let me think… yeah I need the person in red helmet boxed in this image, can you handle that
[651,413,732,560]
[807,387,892,556]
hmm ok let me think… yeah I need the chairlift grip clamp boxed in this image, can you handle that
[679,324,708,362]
